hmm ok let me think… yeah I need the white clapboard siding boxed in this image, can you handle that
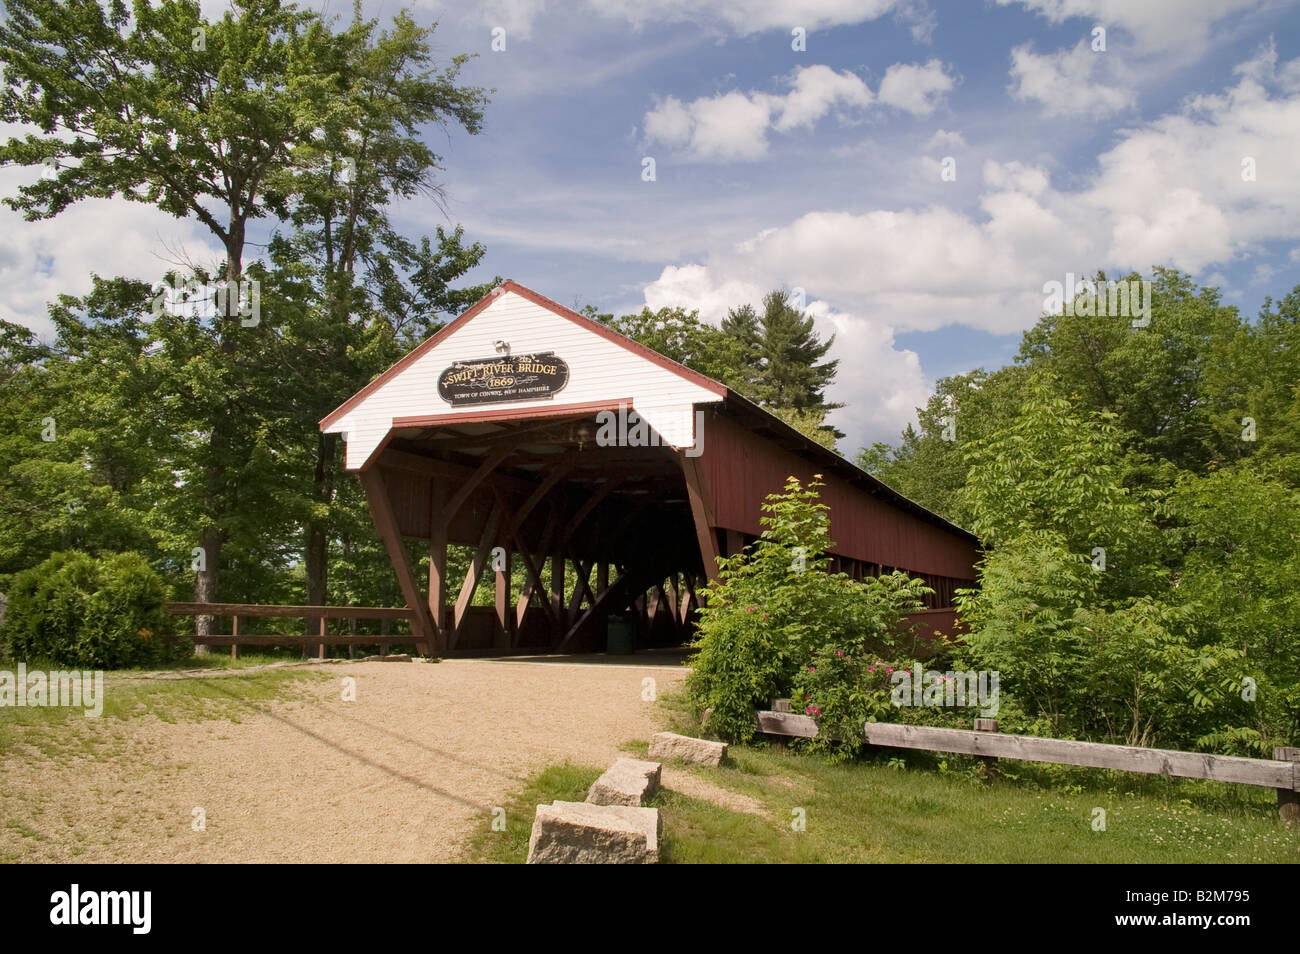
[326,287,724,469]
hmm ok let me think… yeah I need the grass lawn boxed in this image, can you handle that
[468,743,1300,863]
[0,655,333,758]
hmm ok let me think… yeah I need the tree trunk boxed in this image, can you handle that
[195,236,244,653]
[304,432,336,641]
[194,525,223,653]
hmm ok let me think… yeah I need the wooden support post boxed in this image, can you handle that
[680,453,720,582]
[452,498,505,648]
[360,467,440,655]
[974,718,999,780]
[428,479,448,645]
[566,559,595,625]
[494,545,512,648]
[550,551,564,636]
[667,574,680,635]
[1277,747,1300,824]
[230,614,240,660]
[597,560,609,598]
[317,615,327,660]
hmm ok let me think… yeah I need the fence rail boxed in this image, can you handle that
[165,602,420,659]
[756,706,1300,820]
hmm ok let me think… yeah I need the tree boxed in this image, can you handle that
[725,290,841,428]
[0,1,492,633]
[596,305,749,388]
[0,0,338,636]
[1016,268,1243,477]
[265,9,490,617]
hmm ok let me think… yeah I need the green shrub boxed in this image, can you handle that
[2,550,176,669]
[685,476,932,745]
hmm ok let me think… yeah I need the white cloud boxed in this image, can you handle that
[773,64,874,131]
[642,264,764,322]
[471,0,550,40]
[877,59,956,116]
[892,0,938,44]
[448,0,908,39]
[585,0,902,36]
[0,141,221,338]
[1008,40,1135,116]
[640,266,930,447]
[643,65,874,161]
[982,159,1050,195]
[644,43,1300,352]
[644,91,774,161]
[996,0,1265,53]
[925,128,966,151]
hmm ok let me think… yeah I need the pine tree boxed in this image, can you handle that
[722,291,842,441]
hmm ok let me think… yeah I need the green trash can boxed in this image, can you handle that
[606,614,634,655]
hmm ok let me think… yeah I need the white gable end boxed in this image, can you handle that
[326,288,724,469]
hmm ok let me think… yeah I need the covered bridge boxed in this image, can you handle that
[321,280,979,656]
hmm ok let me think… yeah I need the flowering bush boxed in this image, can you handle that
[790,647,898,758]
[685,475,931,743]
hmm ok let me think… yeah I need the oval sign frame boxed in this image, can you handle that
[437,351,570,407]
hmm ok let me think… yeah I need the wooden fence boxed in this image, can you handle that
[756,705,1300,821]
[165,603,420,659]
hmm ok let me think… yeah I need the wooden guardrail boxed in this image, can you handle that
[165,603,420,659]
[756,706,1300,821]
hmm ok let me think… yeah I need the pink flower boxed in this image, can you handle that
[886,667,894,674]
[835,650,844,657]
[868,666,875,673]
[805,705,820,716]
[808,666,816,673]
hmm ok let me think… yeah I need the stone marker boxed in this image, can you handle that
[526,801,661,864]
[648,731,727,766]
[586,758,662,807]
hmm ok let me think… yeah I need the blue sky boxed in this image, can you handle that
[3,0,1299,451]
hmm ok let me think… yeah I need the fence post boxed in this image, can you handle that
[1276,747,1300,825]
[317,616,327,660]
[974,718,999,779]
[230,614,240,661]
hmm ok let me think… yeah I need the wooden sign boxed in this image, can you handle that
[437,352,570,407]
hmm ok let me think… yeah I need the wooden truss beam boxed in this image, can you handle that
[360,467,439,655]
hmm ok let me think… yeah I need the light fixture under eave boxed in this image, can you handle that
[493,339,510,354]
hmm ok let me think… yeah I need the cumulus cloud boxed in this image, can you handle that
[644,41,1300,365]
[995,0,1265,53]
[644,91,774,161]
[0,139,220,338]
[643,65,874,161]
[641,268,930,446]
[1008,40,1135,116]
[643,61,951,161]
[773,64,875,131]
[877,59,957,116]
[925,128,966,151]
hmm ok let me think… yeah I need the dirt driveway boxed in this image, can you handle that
[0,657,691,863]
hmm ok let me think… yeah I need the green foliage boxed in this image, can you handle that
[0,3,490,617]
[600,290,844,448]
[3,551,177,669]
[685,477,930,744]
